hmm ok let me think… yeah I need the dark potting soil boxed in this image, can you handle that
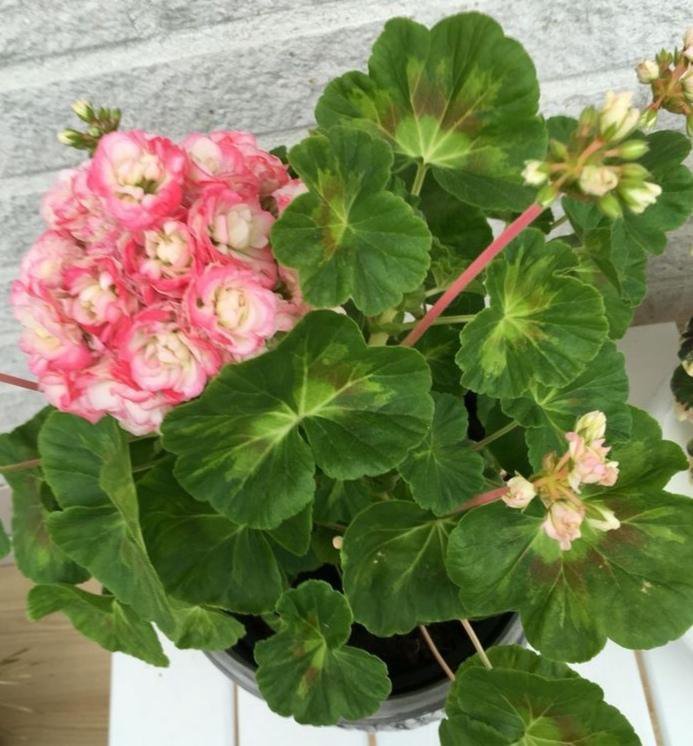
[228,564,515,696]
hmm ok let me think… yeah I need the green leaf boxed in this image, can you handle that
[342,500,464,635]
[0,409,87,584]
[270,127,431,315]
[456,229,608,399]
[255,580,391,725]
[268,504,313,557]
[672,364,693,410]
[502,341,631,469]
[457,644,578,681]
[476,397,531,477]
[314,474,381,525]
[138,461,284,615]
[27,584,168,667]
[0,518,10,559]
[414,325,467,396]
[399,393,485,515]
[316,13,546,211]
[39,412,244,651]
[440,653,639,745]
[163,311,433,530]
[446,408,693,661]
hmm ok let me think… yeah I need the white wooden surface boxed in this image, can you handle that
[100,321,690,745]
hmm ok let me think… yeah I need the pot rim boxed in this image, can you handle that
[205,613,524,732]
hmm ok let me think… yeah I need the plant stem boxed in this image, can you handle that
[376,314,476,333]
[418,624,455,682]
[401,202,546,347]
[472,421,519,450]
[0,458,41,474]
[0,373,39,392]
[460,619,493,670]
[411,161,428,197]
[368,308,398,346]
[449,486,509,515]
[548,213,569,232]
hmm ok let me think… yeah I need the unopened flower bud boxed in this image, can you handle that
[57,128,83,146]
[548,139,569,160]
[536,183,558,206]
[503,475,536,509]
[586,504,621,533]
[639,108,658,130]
[687,114,693,138]
[522,160,549,186]
[71,99,93,122]
[597,192,623,219]
[599,91,641,143]
[615,139,649,160]
[636,60,659,84]
[332,535,344,550]
[684,27,693,61]
[579,165,619,197]
[575,411,607,443]
[619,180,662,214]
[682,71,693,103]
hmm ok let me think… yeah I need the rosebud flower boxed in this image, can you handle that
[566,432,619,492]
[599,91,641,143]
[578,165,619,197]
[575,410,607,443]
[542,501,585,551]
[502,475,536,509]
[615,140,649,160]
[684,27,693,61]
[619,180,662,214]
[586,504,621,533]
[522,160,548,187]
[636,60,659,84]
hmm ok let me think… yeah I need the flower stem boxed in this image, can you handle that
[548,213,569,232]
[449,486,509,515]
[472,421,519,450]
[0,373,39,392]
[0,458,41,474]
[460,619,493,670]
[376,314,476,333]
[411,161,428,197]
[401,202,546,347]
[368,308,398,346]
[418,624,455,682]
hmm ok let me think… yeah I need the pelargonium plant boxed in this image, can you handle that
[1,13,692,741]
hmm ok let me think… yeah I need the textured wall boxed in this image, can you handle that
[0,0,691,430]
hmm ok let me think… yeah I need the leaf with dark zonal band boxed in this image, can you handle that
[0,408,87,584]
[501,341,631,469]
[440,646,639,745]
[341,500,464,635]
[270,127,431,315]
[456,229,608,399]
[399,393,485,515]
[255,580,391,725]
[316,13,546,211]
[38,412,244,651]
[163,311,433,530]
[27,584,168,667]
[138,461,285,614]
[314,474,381,525]
[446,408,693,661]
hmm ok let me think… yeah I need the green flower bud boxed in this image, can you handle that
[620,163,651,181]
[615,139,649,160]
[548,138,569,160]
[639,108,658,130]
[536,183,558,206]
[71,99,94,122]
[686,114,693,138]
[597,192,623,219]
[57,128,83,146]
[599,91,640,143]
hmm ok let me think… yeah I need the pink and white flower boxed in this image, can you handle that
[116,305,221,400]
[186,264,277,359]
[566,431,619,491]
[18,231,84,294]
[542,500,585,551]
[273,178,308,214]
[88,131,187,230]
[187,186,276,285]
[502,475,536,509]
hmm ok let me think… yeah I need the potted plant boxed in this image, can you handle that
[1,12,692,740]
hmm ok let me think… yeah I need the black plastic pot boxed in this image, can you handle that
[206,612,523,731]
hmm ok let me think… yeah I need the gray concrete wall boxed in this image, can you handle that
[0,0,691,430]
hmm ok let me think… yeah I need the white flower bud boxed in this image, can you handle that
[578,165,619,197]
[522,160,548,187]
[619,180,662,214]
[684,27,693,61]
[639,108,658,131]
[586,504,621,533]
[616,140,649,160]
[503,475,536,509]
[71,99,93,122]
[682,71,693,103]
[332,535,344,550]
[636,60,659,84]
[599,91,641,143]
[575,411,607,443]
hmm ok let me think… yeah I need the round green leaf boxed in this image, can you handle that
[342,500,464,635]
[316,13,546,211]
[27,584,168,667]
[271,127,431,315]
[456,229,608,399]
[255,580,391,725]
[501,341,631,469]
[163,310,434,530]
[399,393,485,515]
[314,474,381,525]
[446,408,693,661]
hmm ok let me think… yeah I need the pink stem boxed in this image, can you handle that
[0,372,39,392]
[401,203,545,347]
[455,486,509,513]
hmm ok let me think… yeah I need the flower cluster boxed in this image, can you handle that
[522,91,662,218]
[12,128,309,434]
[502,411,620,551]
[636,28,693,136]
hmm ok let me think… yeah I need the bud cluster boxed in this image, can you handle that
[522,91,661,217]
[501,411,621,551]
[636,28,693,136]
[57,100,122,155]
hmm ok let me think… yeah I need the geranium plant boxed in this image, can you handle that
[1,12,693,741]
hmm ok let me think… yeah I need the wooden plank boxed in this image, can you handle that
[0,563,109,745]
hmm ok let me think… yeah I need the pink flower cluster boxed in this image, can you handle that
[12,129,309,434]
